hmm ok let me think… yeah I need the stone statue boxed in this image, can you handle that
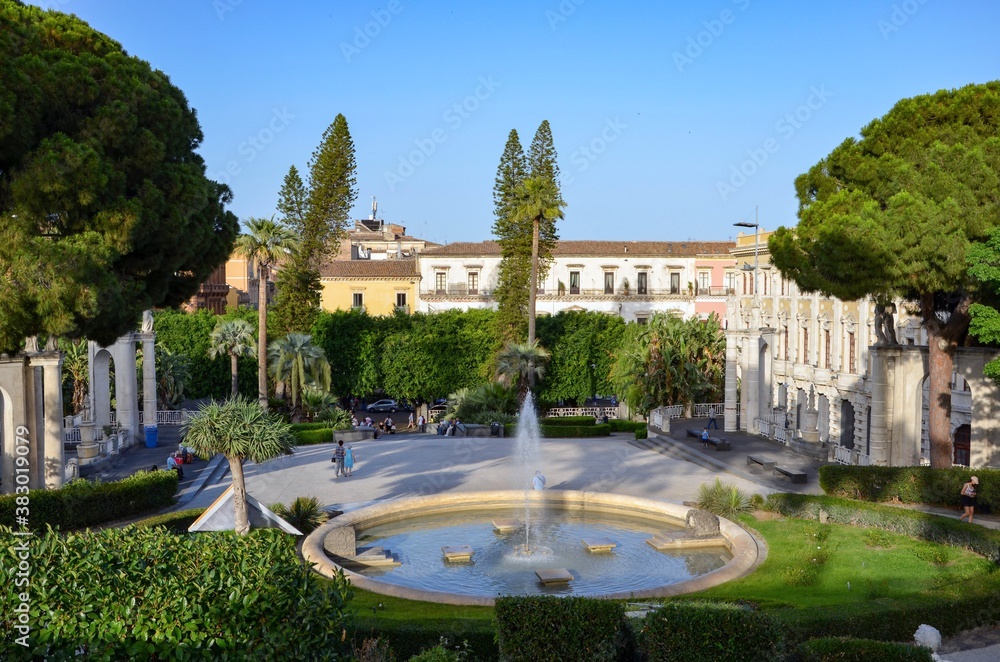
[142,310,154,333]
[873,303,887,345]
[24,335,39,353]
[873,301,898,346]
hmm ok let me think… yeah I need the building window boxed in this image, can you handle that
[783,327,790,361]
[396,292,407,309]
[848,331,856,373]
[352,292,364,309]
[468,272,479,295]
[697,271,710,294]
[802,328,809,364]
[824,329,831,369]
[569,271,580,294]
[435,272,446,295]
[604,272,614,295]
[725,271,736,294]
[670,272,680,294]
[636,315,648,325]
[637,272,648,295]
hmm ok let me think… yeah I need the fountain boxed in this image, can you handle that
[302,393,765,606]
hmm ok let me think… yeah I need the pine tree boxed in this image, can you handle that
[276,165,308,236]
[524,121,563,343]
[492,130,530,342]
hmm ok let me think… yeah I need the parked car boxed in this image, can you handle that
[367,399,401,413]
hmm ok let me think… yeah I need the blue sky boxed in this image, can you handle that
[31,0,1000,245]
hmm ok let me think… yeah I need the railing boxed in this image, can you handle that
[858,452,872,466]
[544,407,620,419]
[693,403,723,418]
[834,445,853,465]
[63,428,81,444]
[774,427,789,443]
[662,405,684,419]
[758,419,771,438]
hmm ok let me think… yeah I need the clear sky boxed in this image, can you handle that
[30,0,1000,245]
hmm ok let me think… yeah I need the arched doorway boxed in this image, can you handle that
[953,424,971,467]
[840,400,856,449]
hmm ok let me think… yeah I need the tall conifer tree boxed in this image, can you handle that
[492,130,530,342]
[525,120,561,299]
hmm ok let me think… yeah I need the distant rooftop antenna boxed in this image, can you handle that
[370,196,377,221]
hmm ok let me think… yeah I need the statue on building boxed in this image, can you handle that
[142,309,155,334]
[24,335,39,353]
[874,300,898,346]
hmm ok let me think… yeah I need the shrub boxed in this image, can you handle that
[608,419,647,433]
[0,526,353,659]
[697,479,753,520]
[0,470,178,531]
[352,636,396,662]
[764,493,1000,562]
[269,496,329,534]
[289,422,334,432]
[797,637,933,661]
[634,426,648,440]
[819,465,1000,511]
[539,416,596,426]
[494,595,631,662]
[638,601,784,662]
[407,637,473,661]
[539,423,612,438]
[293,428,335,445]
[353,622,496,661]
[134,508,207,534]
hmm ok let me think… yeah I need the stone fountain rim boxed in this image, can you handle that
[302,490,767,607]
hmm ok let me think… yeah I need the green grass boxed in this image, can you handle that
[347,588,495,628]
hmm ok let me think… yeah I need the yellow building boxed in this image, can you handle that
[319,260,419,316]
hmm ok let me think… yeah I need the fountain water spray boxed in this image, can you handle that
[514,392,543,555]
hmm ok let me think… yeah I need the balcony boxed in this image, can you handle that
[421,285,493,300]
[541,287,698,301]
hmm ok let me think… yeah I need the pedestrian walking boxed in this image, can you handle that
[407,411,415,430]
[417,413,426,433]
[707,405,718,430]
[332,440,347,477]
[959,476,979,523]
[344,445,356,477]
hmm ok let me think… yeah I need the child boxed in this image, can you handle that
[344,445,356,477]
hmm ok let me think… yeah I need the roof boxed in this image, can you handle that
[319,259,419,278]
[188,485,303,535]
[420,240,735,258]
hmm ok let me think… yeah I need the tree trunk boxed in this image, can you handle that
[921,292,970,469]
[528,218,540,345]
[257,264,269,409]
[228,456,251,535]
[230,353,239,398]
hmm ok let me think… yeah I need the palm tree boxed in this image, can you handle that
[155,344,191,409]
[496,340,550,404]
[234,217,298,408]
[59,338,90,414]
[511,176,565,346]
[267,333,331,421]
[182,397,295,535]
[208,318,257,397]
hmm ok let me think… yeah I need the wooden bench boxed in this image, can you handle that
[746,455,776,471]
[686,429,731,451]
[773,465,807,483]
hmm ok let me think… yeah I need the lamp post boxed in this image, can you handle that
[734,209,761,435]
[734,208,759,300]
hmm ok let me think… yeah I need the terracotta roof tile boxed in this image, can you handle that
[320,260,419,278]
[420,240,734,257]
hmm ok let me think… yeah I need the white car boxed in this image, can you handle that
[367,399,400,413]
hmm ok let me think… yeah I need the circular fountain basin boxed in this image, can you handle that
[303,491,765,606]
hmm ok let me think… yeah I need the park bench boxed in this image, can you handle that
[746,455,776,471]
[773,465,807,484]
[686,429,731,451]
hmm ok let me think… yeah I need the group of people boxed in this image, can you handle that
[437,418,466,436]
[331,440,356,477]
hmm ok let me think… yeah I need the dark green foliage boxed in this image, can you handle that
[537,311,625,404]
[494,595,631,662]
[0,2,238,352]
[492,129,529,342]
[0,470,177,531]
[0,526,352,659]
[269,495,328,534]
[634,426,648,440]
[539,423,611,437]
[539,416,596,426]
[796,637,933,662]
[352,622,497,661]
[289,421,335,432]
[764,493,1000,562]
[968,226,1000,382]
[153,308,259,399]
[293,428,335,445]
[607,420,647,433]
[638,601,784,662]
[819,465,1000,510]
[134,507,207,534]
[306,113,357,255]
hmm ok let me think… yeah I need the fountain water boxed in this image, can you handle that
[512,392,552,559]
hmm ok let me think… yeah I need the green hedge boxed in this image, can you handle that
[293,429,335,445]
[797,637,933,661]
[540,423,612,438]
[289,422,333,433]
[634,427,648,440]
[608,419,647,433]
[638,601,784,662]
[494,596,631,662]
[539,416,596,426]
[0,526,352,659]
[764,493,1000,562]
[134,508,207,534]
[351,621,498,661]
[0,470,178,531]
[819,465,1000,511]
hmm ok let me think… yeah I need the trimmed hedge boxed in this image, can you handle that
[0,526,352,659]
[639,601,784,662]
[764,493,1000,562]
[540,423,612,438]
[819,465,1000,511]
[289,422,333,433]
[608,419,647,433]
[350,620,498,661]
[797,637,933,661]
[539,416,596,426]
[134,508,207,534]
[292,428,335,445]
[635,426,648,440]
[0,470,178,531]
[494,596,631,662]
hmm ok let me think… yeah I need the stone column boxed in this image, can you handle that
[724,330,740,432]
[32,354,65,489]
[746,332,760,435]
[869,346,897,465]
[113,335,139,441]
[0,356,31,495]
[141,334,158,447]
